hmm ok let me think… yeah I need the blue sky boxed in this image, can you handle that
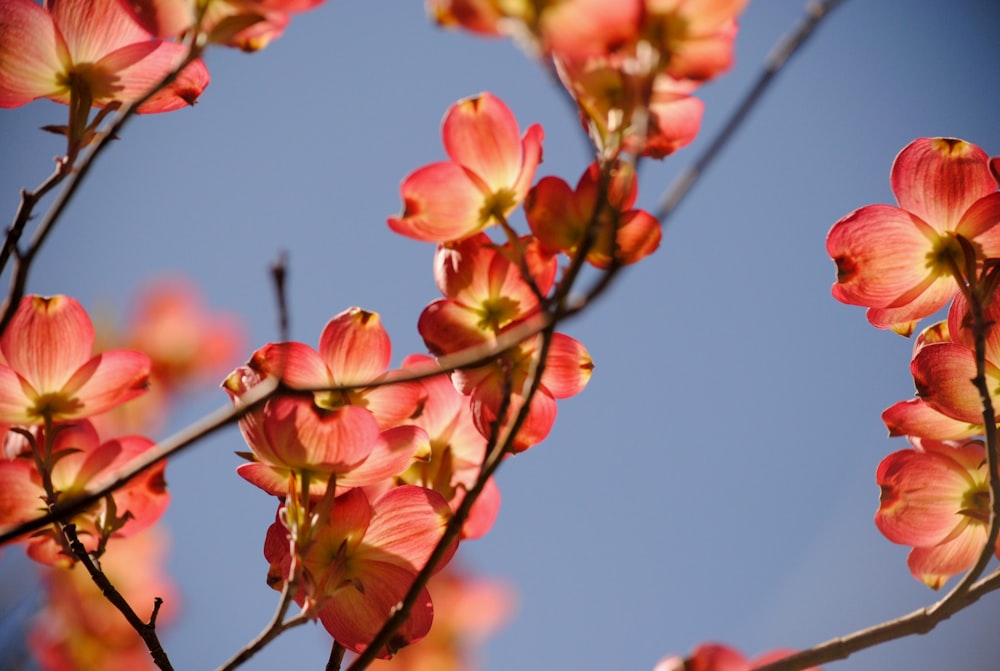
[2,1,1000,670]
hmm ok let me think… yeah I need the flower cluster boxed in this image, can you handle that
[0,295,163,566]
[827,137,1000,589]
[430,0,747,158]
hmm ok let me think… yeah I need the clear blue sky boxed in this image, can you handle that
[2,1,1000,670]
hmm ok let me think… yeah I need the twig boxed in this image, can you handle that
[271,251,290,341]
[0,375,279,545]
[326,641,347,671]
[753,221,1000,671]
[62,523,174,671]
[215,573,309,671]
[654,0,848,225]
[0,42,205,337]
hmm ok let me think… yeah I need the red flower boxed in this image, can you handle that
[827,138,1000,335]
[0,295,150,425]
[389,93,543,243]
[0,0,209,113]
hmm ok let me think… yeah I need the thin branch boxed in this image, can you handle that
[271,251,290,341]
[215,575,309,671]
[654,0,848,225]
[0,42,204,337]
[62,523,174,671]
[752,568,1000,671]
[0,159,75,276]
[753,237,1000,671]
[0,375,279,545]
[326,641,347,671]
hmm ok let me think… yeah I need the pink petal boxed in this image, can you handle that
[540,0,641,58]
[875,448,976,546]
[236,462,294,497]
[882,398,980,440]
[318,308,391,384]
[907,521,987,589]
[0,367,36,423]
[0,456,44,529]
[540,332,593,399]
[318,562,433,657]
[511,123,544,202]
[471,383,556,452]
[62,349,152,419]
[891,138,995,231]
[388,162,487,243]
[0,0,67,107]
[339,425,426,487]
[418,299,493,356]
[955,192,1000,255]
[262,397,378,472]
[357,380,425,429]
[455,474,500,540]
[443,92,524,191]
[105,42,209,112]
[363,484,454,571]
[2,295,94,395]
[911,343,987,424]
[864,277,957,333]
[251,342,330,389]
[827,204,937,309]
[49,0,149,64]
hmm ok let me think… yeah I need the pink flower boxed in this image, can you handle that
[0,420,169,566]
[264,486,455,657]
[124,0,325,52]
[875,437,995,589]
[827,137,1000,335]
[388,93,544,243]
[223,366,421,498]
[248,307,424,429]
[525,160,661,268]
[0,295,151,425]
[0,0,209,113]
[653,642,817,671]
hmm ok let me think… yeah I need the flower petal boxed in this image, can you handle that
[0,0,67,107]
[891,138,995,231]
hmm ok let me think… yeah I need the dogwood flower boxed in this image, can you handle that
[388,93,543,243]
[0,295,150,425]
[827,137,1000,335]
[0,0,209,114]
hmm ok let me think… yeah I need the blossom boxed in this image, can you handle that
[0,295,150,425]
[223,366,421,498]
[28,526,177,671]
[875,437,995,589]
[121,278,245,389]
[0,0,209,113]
[247,307,424,429]
[909,288,1000,426]
[417,235,593,451]
[641,0,747,82]
[386,354,500,539]
[264,486,455,657]
[124,0,325,51]
[827,137,1000,335]
[0,420,169,566]
[367,566,515,671]
[525,160,661,268]
[388,93,543,243]
[653,642,817,671]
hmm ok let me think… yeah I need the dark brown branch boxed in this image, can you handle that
[62,523,174,671]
